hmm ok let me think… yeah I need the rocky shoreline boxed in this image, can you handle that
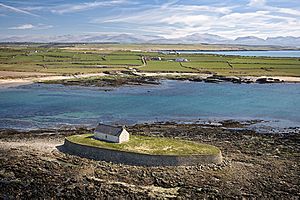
[0,122,299,199]
[39,73,291,88]
[1,70,299,89]
[41,75,160,88]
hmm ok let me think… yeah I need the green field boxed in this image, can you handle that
[67,134,221,156]
[0,45,299,76]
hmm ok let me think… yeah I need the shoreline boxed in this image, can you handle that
[0,72,107,88]
[1,71,300,88]
[1,118,299,136]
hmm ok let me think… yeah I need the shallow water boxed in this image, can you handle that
[0,81,299,130]
[176,50,300,57]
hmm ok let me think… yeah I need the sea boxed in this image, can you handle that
[0,81,299,131]
[176,50,300,57]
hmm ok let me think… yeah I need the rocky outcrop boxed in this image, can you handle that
[256,77,283,84]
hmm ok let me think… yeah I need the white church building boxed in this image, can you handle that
[94,124,130,143]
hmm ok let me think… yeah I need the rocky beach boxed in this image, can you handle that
[0,122,299,199]
[1,70,300,90]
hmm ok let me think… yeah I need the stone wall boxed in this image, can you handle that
[63,139,222,166]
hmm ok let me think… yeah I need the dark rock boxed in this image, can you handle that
[256,77,283,83]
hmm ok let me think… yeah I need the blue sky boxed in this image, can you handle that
[0,0,300,39]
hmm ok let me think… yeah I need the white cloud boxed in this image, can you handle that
[9,24,34,30]
[91,3,233,38]
[9,24,53,30]
[160,15,214,25]
[0,3,39,17]
[22,6,46,12]
[90,1,300,39]
[267,7,300,17]
[247,1,300,17]
[2,1,300,40]
[248,0,266,7]
[96,3,233,27]
[51,0,128,14]
[216,11,300,38]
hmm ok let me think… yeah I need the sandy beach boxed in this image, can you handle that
[0,71,106,88]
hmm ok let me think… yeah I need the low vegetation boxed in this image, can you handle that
[67,134,221,156]
[42,75,159,87]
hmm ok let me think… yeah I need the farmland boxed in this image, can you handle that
[0,45,299,77]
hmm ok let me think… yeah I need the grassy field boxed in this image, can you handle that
[67,134,221,156]
[0,45,299,76]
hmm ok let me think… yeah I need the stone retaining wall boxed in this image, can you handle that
[63,139,222,166]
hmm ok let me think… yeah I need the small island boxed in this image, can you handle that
[63,124,222,166]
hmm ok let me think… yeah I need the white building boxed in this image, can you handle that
[175,58,188,62]
[94,124,129,143]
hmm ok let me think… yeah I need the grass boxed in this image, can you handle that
[140,61,196,72]
[0,45,299,76]
[67,134,221,156]
[183,62,231,69]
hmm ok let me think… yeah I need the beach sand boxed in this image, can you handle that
[0,71,106,88]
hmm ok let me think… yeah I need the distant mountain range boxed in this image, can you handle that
[1,33,300,47]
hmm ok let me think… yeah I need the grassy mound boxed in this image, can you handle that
[66,134,221,156]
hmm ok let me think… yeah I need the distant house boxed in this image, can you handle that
[175,58,188,62]
[94,124,129,143]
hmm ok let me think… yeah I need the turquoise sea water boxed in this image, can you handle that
[0,81,299,130]
[177,50,300,57]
